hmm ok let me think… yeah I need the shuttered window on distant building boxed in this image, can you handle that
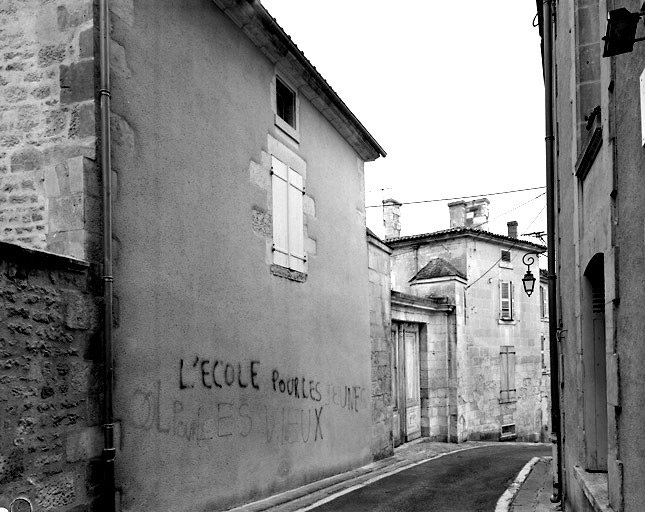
[500,345,516,403]
[499,281,514,320]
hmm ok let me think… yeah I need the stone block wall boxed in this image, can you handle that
[0,1,99,260]
[0,242,102,511]
[367,233,393,460]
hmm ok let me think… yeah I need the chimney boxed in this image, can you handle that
[448,198,489,229]
[383,199,402,239]
[507,221,518,238]
[448,201,466,228]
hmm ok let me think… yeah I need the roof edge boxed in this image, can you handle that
[387,227,547,252]
[212,0,386,161]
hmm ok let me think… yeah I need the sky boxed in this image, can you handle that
[261,1,547,243]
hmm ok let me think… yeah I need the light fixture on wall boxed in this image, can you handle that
[603,6,645,57]
[521,253,541,297]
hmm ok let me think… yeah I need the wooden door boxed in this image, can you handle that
[403,325,421,441]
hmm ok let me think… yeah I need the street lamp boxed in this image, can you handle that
[603,7,645,57]
[521,253,541,297]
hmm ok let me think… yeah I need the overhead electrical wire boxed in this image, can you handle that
[469,192,546,230]
[465,203,547,290]
[365,185,546,208]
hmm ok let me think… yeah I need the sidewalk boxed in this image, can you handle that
[507,457,562,512]
[225,440,554,512]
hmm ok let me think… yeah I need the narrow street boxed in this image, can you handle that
[310,444,551,512]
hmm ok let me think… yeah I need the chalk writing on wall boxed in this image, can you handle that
[177,358,365,413]
[179,357,260,390]
[130,379,324,445]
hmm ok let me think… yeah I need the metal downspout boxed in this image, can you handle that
[542,0,563,503]
[99,0,116,510]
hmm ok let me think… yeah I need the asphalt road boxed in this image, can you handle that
[312,444,551,512]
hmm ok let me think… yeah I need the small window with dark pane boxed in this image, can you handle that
[501,250,511,262]
[276,77,296,129]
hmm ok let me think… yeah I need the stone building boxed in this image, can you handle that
[0,1,385,510]
[381,199,549,444]
[541,0,645,510]
[0,243,101,511]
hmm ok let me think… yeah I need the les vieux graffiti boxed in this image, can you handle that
[129,357,366,446]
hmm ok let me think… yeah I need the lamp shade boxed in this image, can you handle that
[603,8,642,57]
[522,269,536,297]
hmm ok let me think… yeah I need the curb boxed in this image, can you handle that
[296,445,486,512]
[224,444,490,512]
[225,442,548,512]
[495,456,547,512]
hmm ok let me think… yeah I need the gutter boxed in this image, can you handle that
[99,0,116,509]
[538,0,563,503]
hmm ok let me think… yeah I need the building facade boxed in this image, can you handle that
[546,0,645,510]
[0,1,385,510]
[383,199,549,444]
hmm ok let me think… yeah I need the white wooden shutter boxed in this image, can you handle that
[287,168,305,272]
[508,346,516,400]
[271,155,305,272]
[510,281,515,320]
[500,282,512,319]
[271,156,289,268]
[500,345,516,402]
[500,348,509,401]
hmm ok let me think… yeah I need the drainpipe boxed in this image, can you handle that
[99,0,116,510]
[540,0,563,503]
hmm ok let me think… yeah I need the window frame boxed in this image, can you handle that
[499,281,514,321]
[273,74,300,142]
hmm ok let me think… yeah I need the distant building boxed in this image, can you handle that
[379,199,549,444]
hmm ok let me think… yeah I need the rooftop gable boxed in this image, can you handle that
[212,0,386,162]
[410,257,466,282]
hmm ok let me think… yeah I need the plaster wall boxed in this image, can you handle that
[108,1,372,510]
[613,9,645,509]
[551,1,642,510]
[552,2,589,509]
[390,238,467,294]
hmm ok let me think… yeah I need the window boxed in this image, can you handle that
[276,77,296,129]
[499,281,514,320]
[271,155,305,273]
[540,285,548,318]
[499,249,513,269]
[540,334,548,373]
[500,345,516,403]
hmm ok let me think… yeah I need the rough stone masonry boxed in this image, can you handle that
[0,242,102,511]
[0,0,100,260]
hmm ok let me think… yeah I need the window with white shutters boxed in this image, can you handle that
[271,155,305,273]
[499,281,514,320]
[500,345,516,402]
